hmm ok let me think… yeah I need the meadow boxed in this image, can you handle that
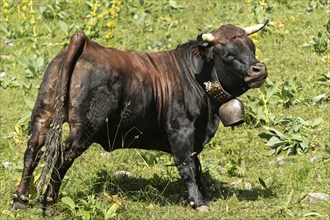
[0,0,329,219]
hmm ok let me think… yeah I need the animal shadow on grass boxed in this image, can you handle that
[79,168,276,207]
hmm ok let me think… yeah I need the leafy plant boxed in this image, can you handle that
[250,0,273,23]
[0,73,20,89]
[23,55,45,79]
[273,189,295,217]
[39,0,70,20]
[303,20,330,55]
[60,193,126,220]
[274,77,302,108]
[259,116,323,155]
[317,71,330,85]
[305,0,329,12]
[244,77,304,127]
[218,148,247,177]
[310,32,330,55]
[313,93,329,105]
[244,79,278,126]
[260,126,310,155]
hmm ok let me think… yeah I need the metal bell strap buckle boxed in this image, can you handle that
[204,81,232,104]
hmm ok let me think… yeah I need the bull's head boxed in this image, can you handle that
[197,20,268,97]
[197,21,269,127]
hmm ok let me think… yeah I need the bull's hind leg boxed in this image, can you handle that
[13,121,49,209]
[41,126,93,215]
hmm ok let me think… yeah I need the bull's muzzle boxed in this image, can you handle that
[245,62,268,88]
[219,98,245,127]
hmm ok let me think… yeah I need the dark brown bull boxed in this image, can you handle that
[13,21,268,213]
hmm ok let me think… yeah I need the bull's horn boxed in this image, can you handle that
[243,19,269,36]
[197,33,215,43]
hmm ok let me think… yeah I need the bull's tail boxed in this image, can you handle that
[34,32,87,202]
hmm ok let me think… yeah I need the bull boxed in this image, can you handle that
[13,20,268,213]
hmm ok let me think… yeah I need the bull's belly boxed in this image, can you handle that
[94,122,169,153]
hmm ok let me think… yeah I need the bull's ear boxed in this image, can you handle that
[198,43,213,61]
[197,33,215,61]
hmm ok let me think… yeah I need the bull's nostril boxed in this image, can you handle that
[252,66,260,73]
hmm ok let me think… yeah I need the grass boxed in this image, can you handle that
[1,0,329,219]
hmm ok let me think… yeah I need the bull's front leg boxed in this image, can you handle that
[174,153,209,211]
[168,123,209,212]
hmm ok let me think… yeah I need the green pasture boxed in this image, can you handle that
[0,0,329,219]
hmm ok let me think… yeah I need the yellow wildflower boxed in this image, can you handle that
[22,0,29,3]
[105,32,113,39]
[13,124,23,143]
[255,48,261,58]
[87,19,96,26]
[97,13,103,20]
[30,17,35,25]
[249,33,260,46]
[274,20,284,29]
[252,38,260,46]
[112,5,120,12]
[106,21,116,28]
[114,0,121,5]
[110,11,118,18]
[3,2,9,8]
[259,0,267,7]
[91,11,96,17]
[22,5,28,11]
[92,2,99,10]
[321,55,329,63]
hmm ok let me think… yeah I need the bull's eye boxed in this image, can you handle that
[223,52,235,61]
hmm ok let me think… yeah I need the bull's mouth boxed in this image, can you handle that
[245,75,267,88]
[245,63,268,88]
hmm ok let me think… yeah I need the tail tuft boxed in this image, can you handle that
[33,128,63,203]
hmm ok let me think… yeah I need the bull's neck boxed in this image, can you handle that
[194,58,233,104]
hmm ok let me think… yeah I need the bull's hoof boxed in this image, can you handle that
[12,194,29,210]
[42,196,56,216]
[12,201,28,210]
[43,207,54,217]
[196,205,210,212]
